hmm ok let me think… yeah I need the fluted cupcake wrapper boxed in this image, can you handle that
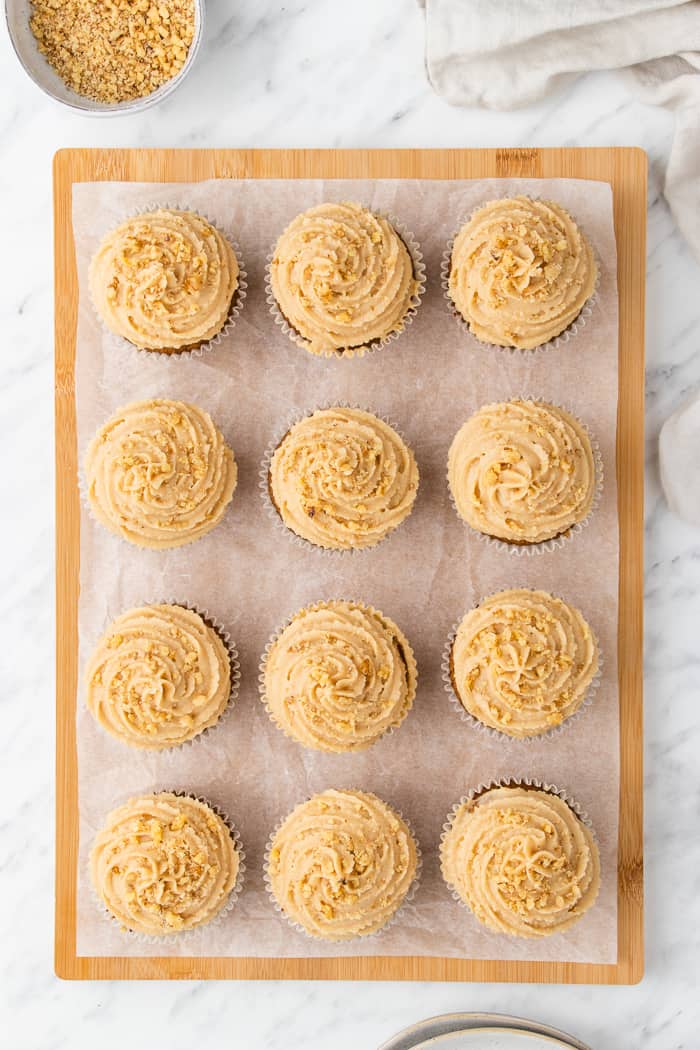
[259,401,418,556]
[258,598,418,753]
[88,202,248,360]
[440,194,601,355]
[90,791,246,945]
[446,396,604,558]
[440,601,603,746]
[439,778,600,923]
[262,795,423,944]
[264,209,426,360]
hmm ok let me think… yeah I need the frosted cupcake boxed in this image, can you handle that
[269,201,420,356]
[268,407,419,550]
[90,793,241,935]
[447,197,597,350]
[262,600,417,751]
[449,590,599,738]
[85,604,234,749]
[440,785,600,937]
[84,399,237,549]
[447,399,596,545]
[266,789,418,940]
[89,209,240,353]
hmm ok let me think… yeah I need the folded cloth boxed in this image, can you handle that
[659,388,700,524]
[424,0,700,262]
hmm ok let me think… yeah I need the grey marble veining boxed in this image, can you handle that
[0,0,698,1047]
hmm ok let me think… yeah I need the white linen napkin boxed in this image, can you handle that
[424,0,700,263]
[659,391,700,525]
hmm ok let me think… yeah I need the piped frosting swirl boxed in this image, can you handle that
[450,590,598,737]
[85,398,237,549]
[267,789,418,940]
[447,399,595,544]
[269,407,419,550]
[448,196,597,349]
[263,600,417,751]
[440,786,600,937]
[90,793,240,935]
[269,201,418,356]
[85,604,232,749]
[89,209,239,352]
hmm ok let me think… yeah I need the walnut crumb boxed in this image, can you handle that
[29,0,195,105]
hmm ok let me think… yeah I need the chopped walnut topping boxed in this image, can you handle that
[30,0,195,105]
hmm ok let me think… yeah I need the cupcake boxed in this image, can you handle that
[447,196,597,350]
[447,399,596,545]
[89,209,240,353]
[448,590,599,738]
[440,785,600,937]
[85,603,234,749]
[268,407,419,550]
[84,398,237,549]
[266,789,418,940]
[268,201,420,356]
[90,792,241,935]
[261,600,417,752]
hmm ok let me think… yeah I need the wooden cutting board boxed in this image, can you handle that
[54,147,644,982]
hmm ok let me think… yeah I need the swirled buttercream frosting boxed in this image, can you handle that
[85,604,232,749]
[263,601,417,751]
[85,398,237,549]
[269,201,419,356]
[89,209,239,352]
[450,590,598,738]
[267,789,418,940]
[440,786,600,937]
[269,407,419,550]
[448,197,597,349]
[90,793,240,935]
[447,399,595,544]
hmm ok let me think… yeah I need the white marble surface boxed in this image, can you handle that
[0,1,698,1047]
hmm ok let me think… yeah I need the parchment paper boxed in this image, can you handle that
[71,178,619,962]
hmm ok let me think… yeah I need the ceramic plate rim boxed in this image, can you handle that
[419,1028,581,1049]
[378,1013,589,1050]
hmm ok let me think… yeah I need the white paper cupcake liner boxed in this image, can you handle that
[258,598,418,752]
[90,791,246,945]
[440,595,603,745]
[439,777,600,920]
[262,792,422,944]
[440,194,600,356]
[259,401,419,557]
[88,202,248,361]
[264,209,426,359]
[446,396,604,557]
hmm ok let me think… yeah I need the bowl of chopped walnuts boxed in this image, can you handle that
[5,0,203,114]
